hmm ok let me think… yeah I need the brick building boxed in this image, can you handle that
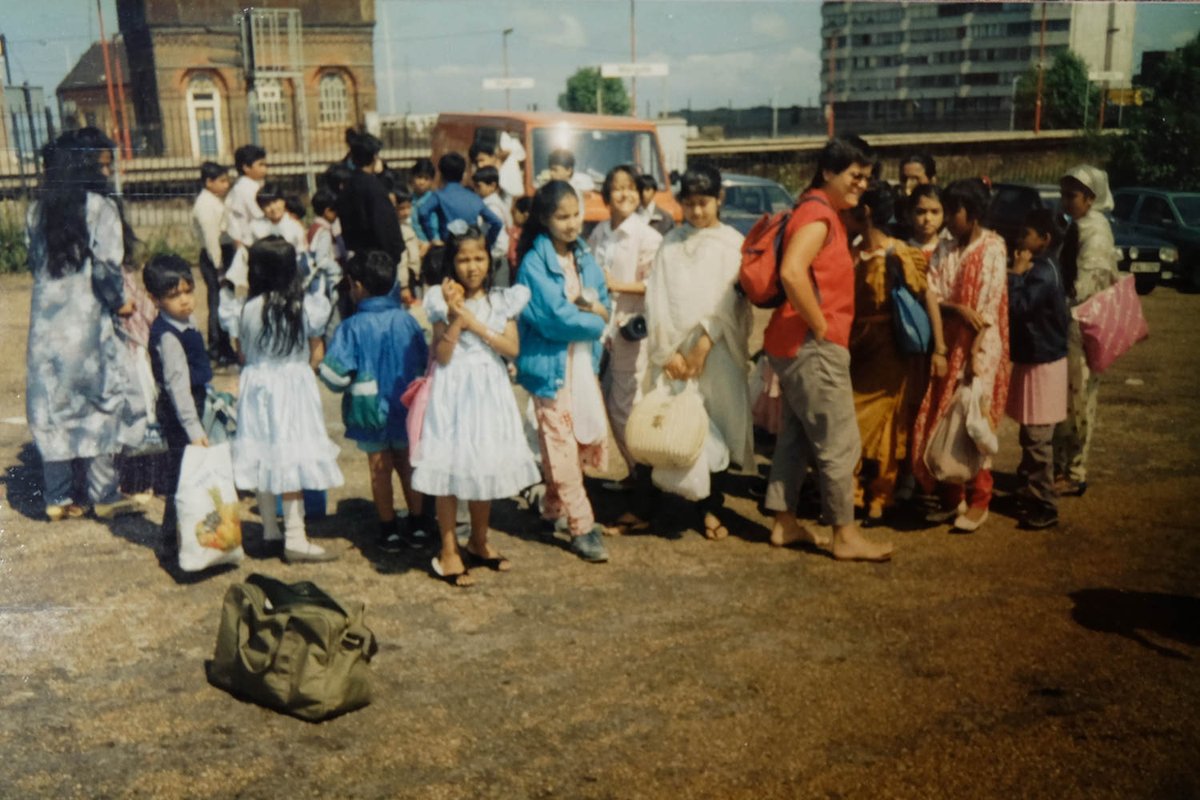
[56,38,134,139]
[101,0,377,160]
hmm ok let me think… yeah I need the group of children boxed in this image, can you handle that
[889,158,1112,532]
[131,134,1111,586]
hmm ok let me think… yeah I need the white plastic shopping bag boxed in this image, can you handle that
[176,442,244,572]
[924,378,990,484]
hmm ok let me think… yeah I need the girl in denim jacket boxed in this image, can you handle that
[515,181,613,563]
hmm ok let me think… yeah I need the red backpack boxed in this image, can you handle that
[738,194,830,309]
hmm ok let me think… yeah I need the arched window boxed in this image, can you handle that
[187,73,225,158]
[257,77,289,126]
[318,72,351,125]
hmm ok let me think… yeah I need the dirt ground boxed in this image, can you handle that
[1,270,1198,800]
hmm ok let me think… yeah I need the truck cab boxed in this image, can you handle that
[431,111,681,228]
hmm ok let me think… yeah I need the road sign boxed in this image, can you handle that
[601,62,669,78]
[483,77,535,90]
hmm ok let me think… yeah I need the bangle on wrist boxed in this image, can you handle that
[934,348,947,356]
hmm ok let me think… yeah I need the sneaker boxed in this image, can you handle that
[569,527,609,563]
[377,519,405,553]
[926,500,968,525]
[1053,477,1088,497]
[93,498,146,520]
[283,540,339,563]
[1021,509,1059,530]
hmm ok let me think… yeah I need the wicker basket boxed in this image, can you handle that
[625,380,708,469]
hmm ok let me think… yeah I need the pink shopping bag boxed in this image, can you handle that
[1073,274,1149,374]
[400,362,434,461]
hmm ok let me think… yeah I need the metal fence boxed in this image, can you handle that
[0,106,434,241]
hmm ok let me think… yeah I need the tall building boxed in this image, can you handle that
[820,1,1136,132]
[72,0,380,159]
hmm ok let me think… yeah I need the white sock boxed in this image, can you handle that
[283,497,323,554]
[258,492,281,541]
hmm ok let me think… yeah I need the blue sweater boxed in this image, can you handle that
[1008,255,1070,365]
[515,234,611,399]
[318,295,429,443]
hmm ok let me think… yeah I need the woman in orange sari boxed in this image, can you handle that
[845,181,946,524]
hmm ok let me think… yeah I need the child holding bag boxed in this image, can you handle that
[413,223,540,586]
[587,164,663,498]
[910,179,1010,533]
[642,163,754,540]
[515,181,613,563]
[144,254,212,547]
[234,236,343,563]
[1007,209,1070,529]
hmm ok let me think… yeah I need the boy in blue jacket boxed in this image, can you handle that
[418,152,503,252]
[319,250,432,550]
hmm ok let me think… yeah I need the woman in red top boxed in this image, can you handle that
[763,137,894,562]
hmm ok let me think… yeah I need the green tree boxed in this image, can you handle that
[1014,50,1101,130]
[557,67,631,115]
[1107,32,1200,190]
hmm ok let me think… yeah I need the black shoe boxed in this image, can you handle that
[1021,509,1059,530]
[377,519,405,552]
[404,514,436,549]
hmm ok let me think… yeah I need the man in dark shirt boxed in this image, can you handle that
[336,132,404,265]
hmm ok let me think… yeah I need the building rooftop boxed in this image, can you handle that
[57,38,128,94]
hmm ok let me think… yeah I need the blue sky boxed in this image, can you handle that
[3,1,1198,117]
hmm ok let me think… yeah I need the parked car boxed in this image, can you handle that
[1112,188,1200,290]
[986,182,1174,294]
[719,173,795,236]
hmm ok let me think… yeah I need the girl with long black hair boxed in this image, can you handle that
[26,127,146,521]
[232,236,343,562]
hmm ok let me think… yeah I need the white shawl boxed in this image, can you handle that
[643,223,755,470]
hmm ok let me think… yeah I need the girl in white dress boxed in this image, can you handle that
[234,236,344,563]
[413,223,540,587]
[587,165,662,504]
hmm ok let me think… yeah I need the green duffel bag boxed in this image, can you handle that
[208,573,379,722]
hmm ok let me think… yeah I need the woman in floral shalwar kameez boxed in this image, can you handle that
[26,127,146,520]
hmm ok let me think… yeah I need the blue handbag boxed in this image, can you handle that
[886,250,932,355]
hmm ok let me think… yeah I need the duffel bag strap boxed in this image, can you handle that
[247,573,347,616]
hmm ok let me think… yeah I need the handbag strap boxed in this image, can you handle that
[246,573,348,617]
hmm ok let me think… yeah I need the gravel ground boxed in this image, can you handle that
[1,271,1198,799]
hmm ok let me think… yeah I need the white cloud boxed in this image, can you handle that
[512,5,589,49]
[750,11,791,41]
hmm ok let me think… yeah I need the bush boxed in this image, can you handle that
[0,207,28,274]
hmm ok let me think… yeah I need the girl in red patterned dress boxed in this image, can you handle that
[910,179,1011,533]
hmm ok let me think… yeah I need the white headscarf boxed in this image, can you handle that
[1062,164,1114,214]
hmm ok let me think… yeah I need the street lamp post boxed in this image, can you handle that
[1010,75,1021,131]
[502,27,514,110]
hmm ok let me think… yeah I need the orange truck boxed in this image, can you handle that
[430,111,681,227]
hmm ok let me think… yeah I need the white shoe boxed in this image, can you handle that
[953,508,989,532]
[283,539,339,563]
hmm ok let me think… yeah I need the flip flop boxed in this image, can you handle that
[431,557,474,587]
[463,547,512,572]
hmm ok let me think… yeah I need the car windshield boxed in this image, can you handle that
[531,126,665,189]
[1173,196,1200,227]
